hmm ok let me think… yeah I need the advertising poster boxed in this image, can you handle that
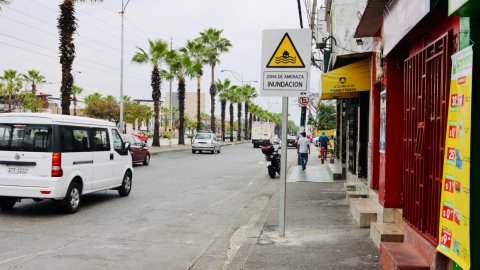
[437,46,473,270]
[379,90,386,153]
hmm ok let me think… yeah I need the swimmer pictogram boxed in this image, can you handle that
[266,33,305,68]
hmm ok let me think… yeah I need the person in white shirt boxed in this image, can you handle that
[297,132,310,171]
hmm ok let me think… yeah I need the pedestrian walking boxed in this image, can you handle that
[318,132,331,160]
[297,132,310,171]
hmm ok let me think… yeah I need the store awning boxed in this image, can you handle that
[354,0,389,38]
[321,58,370,100]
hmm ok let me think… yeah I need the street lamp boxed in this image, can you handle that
[220,70,258,86]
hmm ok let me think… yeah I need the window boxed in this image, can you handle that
[195,134,211,139]
[128,137,136,146]
[0,124,52,152]
[92,128,110,151]
[59,126,91,152]
[111,129,123,151]
[133,137,142,146]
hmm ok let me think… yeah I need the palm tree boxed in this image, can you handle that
[0,69,23,112]
[72,85,83,116]
[241,84,258,139]
[215,78,236,142]
[184,39,217,132]
[57,0,103,115]
[132,39,169,147]
[22,70,46,95]
[200,28,233,133]
[226,87,238,142]
[235,86,244,141]
[0,0,12,10]
[162,50,201,145]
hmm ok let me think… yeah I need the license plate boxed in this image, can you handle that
[8,166,29,174]
[266,161,271,167]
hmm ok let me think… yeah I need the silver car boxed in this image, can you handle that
[192,133,221,154]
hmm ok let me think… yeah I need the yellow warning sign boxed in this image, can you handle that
[266,33,305,68]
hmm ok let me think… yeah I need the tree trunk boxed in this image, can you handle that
[178,79,185,145]
[229,102,234,142]
[209,64,216,133]
[221,100,226,142]
[58,0,76,115]
[138,120,141,131]
[244,102,248,139]
[237,102,242,141]
[32,82,36,95]
[151,66,162,147]
[73,98,77,116]
[249,112,252,139]
[8,93,11,113]
[196,76,201,132]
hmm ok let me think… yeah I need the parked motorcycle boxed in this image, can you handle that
[262,144,281,178]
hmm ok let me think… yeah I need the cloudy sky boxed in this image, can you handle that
[0,0,323,125]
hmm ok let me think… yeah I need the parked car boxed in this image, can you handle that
[192,133,221,154]
[129,130,148,142]
[122,134,150,165]
[287,135,298,148]
[0,113,133,214]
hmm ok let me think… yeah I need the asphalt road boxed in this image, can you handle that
[0,143,295,269]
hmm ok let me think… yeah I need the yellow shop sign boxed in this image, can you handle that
[321,58,370,100]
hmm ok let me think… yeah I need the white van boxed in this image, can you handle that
[0,113,133,213]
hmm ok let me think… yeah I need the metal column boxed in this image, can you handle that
[279,97,288,236]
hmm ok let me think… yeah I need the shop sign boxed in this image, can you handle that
[383,0,430,56]
[321,58,370,100]
[437,46,473,270]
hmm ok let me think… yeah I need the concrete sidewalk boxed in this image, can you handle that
[227,147,381,270]
[148,140,252,157]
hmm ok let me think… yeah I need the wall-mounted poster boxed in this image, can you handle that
[380,90,386,153]
[437,46,472,270]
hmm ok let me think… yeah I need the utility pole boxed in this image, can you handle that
[169,38,173,144]
[119,0,124,133]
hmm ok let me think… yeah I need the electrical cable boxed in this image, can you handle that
[0,41,149,81]
[0,33,148,78]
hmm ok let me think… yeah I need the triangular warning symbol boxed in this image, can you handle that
[266,33,305,68]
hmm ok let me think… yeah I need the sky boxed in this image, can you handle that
[0,0,323,125]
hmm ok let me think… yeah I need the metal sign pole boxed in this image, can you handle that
[279,96,288,236]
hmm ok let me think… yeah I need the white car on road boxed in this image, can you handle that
[0,113,133,214]
[192,133,221,154]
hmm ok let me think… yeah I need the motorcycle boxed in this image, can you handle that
[262,144,281,178]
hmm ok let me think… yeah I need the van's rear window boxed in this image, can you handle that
[0,124,53,152]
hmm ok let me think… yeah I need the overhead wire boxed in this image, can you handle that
[0,41,149,82]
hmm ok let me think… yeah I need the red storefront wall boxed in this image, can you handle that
[378,16,460,244]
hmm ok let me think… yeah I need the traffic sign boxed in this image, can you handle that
[261,29,311,97]
[299,97,310,106]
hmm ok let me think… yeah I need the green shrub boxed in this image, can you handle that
[146,132,154,138]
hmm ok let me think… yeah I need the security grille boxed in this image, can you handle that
[403,32,451,245]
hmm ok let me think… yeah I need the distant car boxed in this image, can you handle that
[192,133,221,154]
[129,130,148,142]
[122,134,150,165]
[287,135,298,148]
[273,135,279,144]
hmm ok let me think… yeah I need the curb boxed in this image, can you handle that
[149,141,252,157]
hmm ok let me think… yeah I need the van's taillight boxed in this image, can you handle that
[40,191,51,194]
[52,153,63,177]
[211,140,213,144]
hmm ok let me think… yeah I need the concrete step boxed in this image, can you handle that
[370,222,404,249]
[380,242,430,270]
[344,182,356,191]
[403,225,449,269]
[394,208,406,231]
[327,163,345,180]
[349,198,377,228]
[346,190,368,203]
